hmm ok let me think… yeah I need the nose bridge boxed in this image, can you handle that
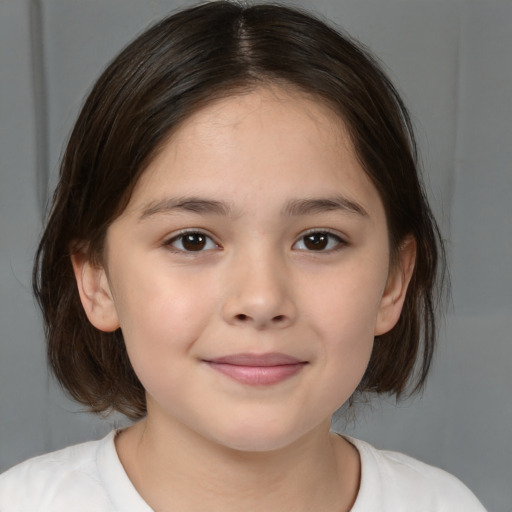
[222,240,295,329]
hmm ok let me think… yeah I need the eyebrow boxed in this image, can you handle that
[138,194,368,220]
[282,196,368,218]
[139,197,233,220]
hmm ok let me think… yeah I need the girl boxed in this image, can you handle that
[0,2,487,510]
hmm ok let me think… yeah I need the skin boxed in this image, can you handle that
[72,86,415,512]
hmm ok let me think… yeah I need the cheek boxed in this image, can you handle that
[311,293,376,410]
[301,258,388,393]
[307,258,387,340]
[110,262,217,372]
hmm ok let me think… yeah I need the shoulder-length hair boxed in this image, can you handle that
[34,1,445,419]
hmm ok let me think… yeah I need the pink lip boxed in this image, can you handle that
[204,353,308,386]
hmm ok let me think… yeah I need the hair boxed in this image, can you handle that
[33,1,445,420]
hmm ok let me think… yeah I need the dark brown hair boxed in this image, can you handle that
[33,1,445,419]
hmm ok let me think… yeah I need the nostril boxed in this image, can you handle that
[232,313,288,324]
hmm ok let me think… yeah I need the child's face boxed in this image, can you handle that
[75,86,413,451]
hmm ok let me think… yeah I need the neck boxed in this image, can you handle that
[116,415,360,512]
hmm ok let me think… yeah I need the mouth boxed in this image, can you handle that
[203,353,308,386]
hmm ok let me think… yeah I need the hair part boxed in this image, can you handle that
[33,1,445,419]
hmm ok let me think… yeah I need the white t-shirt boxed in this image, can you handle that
[0,431,487,511]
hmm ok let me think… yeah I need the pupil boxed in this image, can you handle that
[305,233,328,250]
[183,233,206,251]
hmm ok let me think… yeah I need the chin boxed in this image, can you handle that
[219,435,297,454]
[207,419,312,454]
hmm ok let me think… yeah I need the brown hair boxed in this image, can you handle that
[33,1,445,419]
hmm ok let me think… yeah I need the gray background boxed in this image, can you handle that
[1,0,511,510]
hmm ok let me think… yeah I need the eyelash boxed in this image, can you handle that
[292,229,346,252]
[164,230,220,254]
[164,229,347,254]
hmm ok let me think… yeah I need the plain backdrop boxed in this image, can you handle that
[1,1,511,510]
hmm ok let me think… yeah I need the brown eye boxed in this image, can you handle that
[168,232,218,252]
[304,233,328,250]
[294,231,344,252]
[182,233,206,251]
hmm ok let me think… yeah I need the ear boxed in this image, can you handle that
[375,236,416,336]
[71,250,120,332]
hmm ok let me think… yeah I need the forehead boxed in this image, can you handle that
[123,86,381,219]
[175,85,344,145]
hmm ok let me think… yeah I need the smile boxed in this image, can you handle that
[203,353,308,386]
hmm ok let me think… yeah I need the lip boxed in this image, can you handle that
[203,352,308,386]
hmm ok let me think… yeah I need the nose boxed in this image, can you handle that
[221,249,297,330]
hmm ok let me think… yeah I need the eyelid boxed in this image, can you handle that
[164,229,222,253]
[162,227,347,254]
[293,228,348,252]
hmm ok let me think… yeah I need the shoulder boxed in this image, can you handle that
[347,437,487,512]
[0,432,116,511]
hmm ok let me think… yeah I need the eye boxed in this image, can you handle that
[166,231,219,253]
[293,231,345,252]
